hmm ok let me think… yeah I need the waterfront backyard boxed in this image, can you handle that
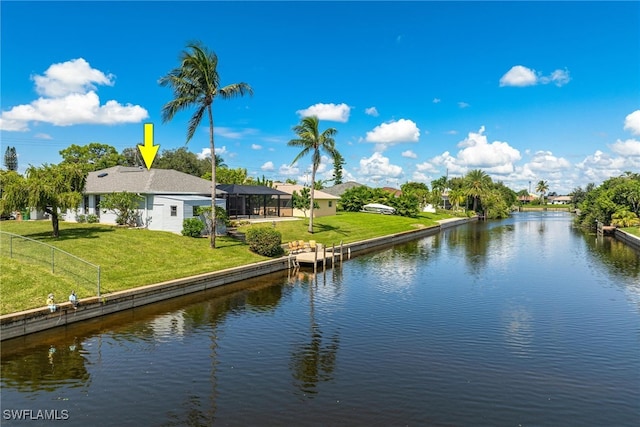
[0,211,451,314]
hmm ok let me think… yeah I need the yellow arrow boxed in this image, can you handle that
[137,123,159,170]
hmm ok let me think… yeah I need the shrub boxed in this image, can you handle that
[245,227,284,257]
[76,214,87,223]
[86,214,99,223]
[182,218,205,238]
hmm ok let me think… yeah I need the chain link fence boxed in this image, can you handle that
[0,231,102,296]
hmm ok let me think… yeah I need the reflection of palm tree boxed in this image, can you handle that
[290,273,339,397]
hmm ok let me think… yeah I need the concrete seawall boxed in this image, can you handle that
[614,228,640,251]
[1,217,473,340]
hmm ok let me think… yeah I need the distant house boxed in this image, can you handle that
[322,181,367,197]
[67,166,226,234]
[549,195,572,205]
[518,194,537,204]
[274,183,339,218]
[382,186,402,197]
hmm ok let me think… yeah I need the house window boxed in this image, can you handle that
[170,206,177,217]
[84,196,89,215]
[328,201,333,208]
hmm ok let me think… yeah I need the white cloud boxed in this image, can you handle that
[278,164,300,176]
[365,107,379,117]
[401,150,417,159]
[415,161,438,173]
[624,110,640,135]
[34,133,53,140]
[500,65,537,87]
[261,161,274,171]
[214,127,258,139]
[610,138,640,156]
[445,130,458,135]
[197,145,229,160]
[412,171,430,182]
[365,119,420,144]
[296,103,350,122]
[251,144,262,150]
[576,150,639,183]
[458,102,470,109]
[522,151,571,177]
[500,65,571,87]
[456,126,521,172]
[432,98,441,104]
[357,152,403,181]
[541,69,571,87]
[0,58,147,131]
[33,58,114,97]
[197,148,211,159]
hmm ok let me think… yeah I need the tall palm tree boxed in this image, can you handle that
[464,169,491,213]
[288,116,338,233]
[160,41,253,248]
[536,180,549,204]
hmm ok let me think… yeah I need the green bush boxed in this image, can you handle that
[182,218,205,237]
[76,214,87,223]
[245,227,284,257]
[86,214,99,223]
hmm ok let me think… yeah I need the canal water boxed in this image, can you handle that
[2,212,639,426]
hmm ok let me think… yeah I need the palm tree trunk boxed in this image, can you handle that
[208,105,217,249]
[309,165,317,234]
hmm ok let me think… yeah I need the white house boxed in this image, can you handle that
[274,183,339,218]
[66,166,225,234]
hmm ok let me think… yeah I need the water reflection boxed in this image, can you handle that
[289,271,340,398]
[1,337,89,393]
[502,302,534,357]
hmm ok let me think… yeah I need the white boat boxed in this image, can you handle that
[361,203,396,215]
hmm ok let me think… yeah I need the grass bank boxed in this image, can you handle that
[622,226,640,237]
[0,212,454,314]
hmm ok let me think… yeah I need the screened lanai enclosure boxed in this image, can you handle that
[216,184,293,219]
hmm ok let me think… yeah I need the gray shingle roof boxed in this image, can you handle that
[322,181,367,197]
[85,166,225,195]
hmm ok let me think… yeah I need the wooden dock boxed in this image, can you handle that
[288,243,347,272]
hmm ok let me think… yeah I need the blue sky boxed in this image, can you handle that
[2,1,639,194]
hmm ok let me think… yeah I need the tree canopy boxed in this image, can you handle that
[4,146,18,171]
[1,163,86,237]
[59,143,125,172]
[576,172,640,228]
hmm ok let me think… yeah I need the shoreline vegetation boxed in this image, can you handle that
[0,211,458,315]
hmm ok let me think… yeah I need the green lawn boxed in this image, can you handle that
[622,226,640,237]
[237,211,450,245]
[0,211,453,314]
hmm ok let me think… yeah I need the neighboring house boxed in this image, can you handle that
[322,181,367,197]
[382,186,402,197]
[518,194,537,204]
[274,183,339,218]
[66,166,225,234]
[549,195,572,205]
